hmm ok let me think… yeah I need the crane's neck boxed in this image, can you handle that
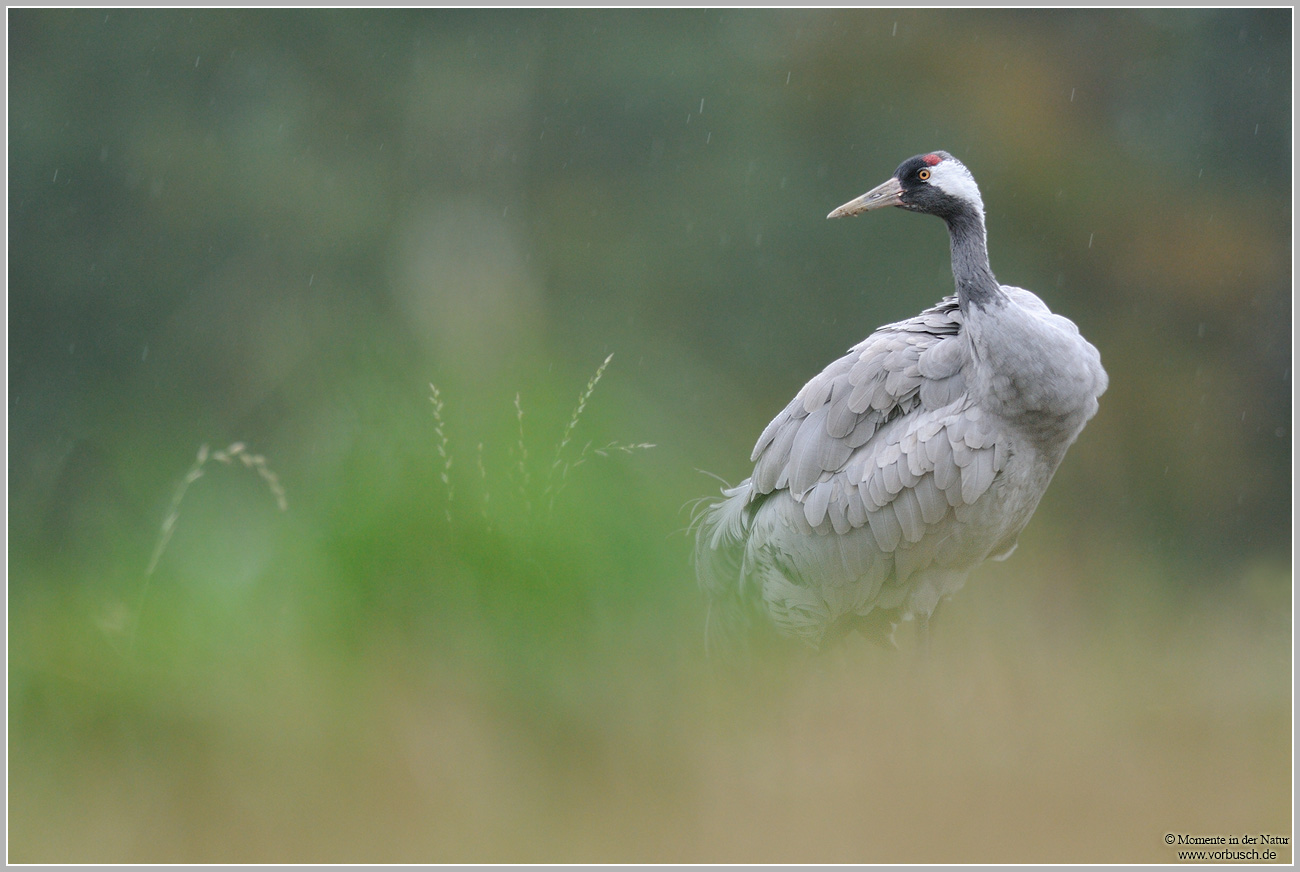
[945,208,1005,312]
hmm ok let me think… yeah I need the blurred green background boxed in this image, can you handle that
[8,8,1291,863]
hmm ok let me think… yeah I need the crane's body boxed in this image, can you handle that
[694,152,1107,650]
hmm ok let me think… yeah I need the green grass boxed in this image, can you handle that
[7,362,1291,863]
[10,556,1289,863]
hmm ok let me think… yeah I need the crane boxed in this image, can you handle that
[693,151,1107,654]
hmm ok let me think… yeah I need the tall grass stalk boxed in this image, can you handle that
[548,352,614,490]
[476,442,490,523]
[513,392,530,516]
[137,442,287,642]
[430,354,653,522]
[429,383,454,523]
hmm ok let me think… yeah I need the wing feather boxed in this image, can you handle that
[800,372,836,413]
[865,471,889,510]
[826,482,852,535]
[931,436,957,490]
[826,391,863,439]
[804,478,833,528]
[845,485,868,528]
[892,488,925,544]
[961,445,998,504]
[845,413,881,448]
[752,413,799,492]
[913,473,948,525]
[921,375,963,408]
[866,505,903,552]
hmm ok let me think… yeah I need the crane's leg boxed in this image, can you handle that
[916,601,943,659]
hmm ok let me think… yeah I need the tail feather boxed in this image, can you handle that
[691,481,751,597]
[693,480,766,660]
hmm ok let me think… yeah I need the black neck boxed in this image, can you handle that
[945,208,1005,311]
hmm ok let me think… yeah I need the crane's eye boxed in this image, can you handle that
[917,169,931,181]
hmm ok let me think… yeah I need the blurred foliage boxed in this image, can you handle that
[7,8,1292,863]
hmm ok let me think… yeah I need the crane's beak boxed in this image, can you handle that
[827,176,905,219]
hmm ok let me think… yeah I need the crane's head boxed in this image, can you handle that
[827,151,985,221]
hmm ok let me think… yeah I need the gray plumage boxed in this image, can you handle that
[694,152,1107,651]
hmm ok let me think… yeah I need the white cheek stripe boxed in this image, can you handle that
[930,160,984,212]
